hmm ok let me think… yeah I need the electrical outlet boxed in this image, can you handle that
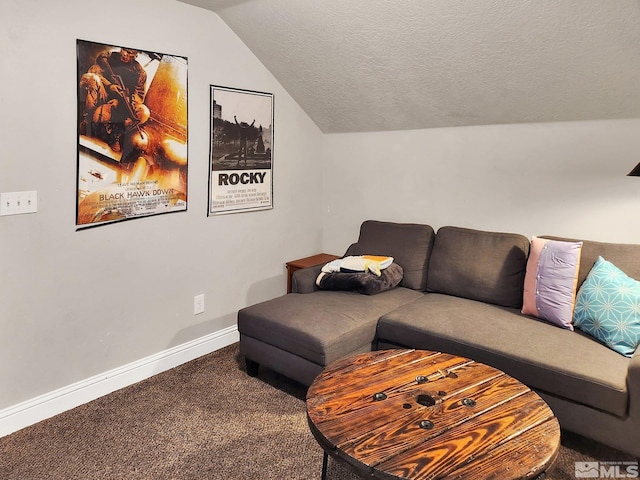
[194,294,205,315]
[0,191,38,216]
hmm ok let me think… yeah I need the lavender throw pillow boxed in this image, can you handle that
[522,237,583,330]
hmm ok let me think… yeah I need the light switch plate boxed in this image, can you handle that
[0,191,38,216]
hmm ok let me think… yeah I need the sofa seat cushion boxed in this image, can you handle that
[238,288,423,366]
[377,293,630,417]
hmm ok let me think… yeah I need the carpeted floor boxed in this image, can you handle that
[0,343,636,479]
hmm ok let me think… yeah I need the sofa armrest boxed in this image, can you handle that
[628,348,640,418]
[291,265,323,293]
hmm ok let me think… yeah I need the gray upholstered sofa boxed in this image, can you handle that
[237,220,640,457]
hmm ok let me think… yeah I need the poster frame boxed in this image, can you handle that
[75,39,189,229]
[208,85,274,216]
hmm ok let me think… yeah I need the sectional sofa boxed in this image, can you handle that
[237,220,640,458]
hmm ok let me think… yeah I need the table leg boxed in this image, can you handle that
[321,451,328,480]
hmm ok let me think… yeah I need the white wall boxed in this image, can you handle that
[322,120,640,255]
[0,0,324,410]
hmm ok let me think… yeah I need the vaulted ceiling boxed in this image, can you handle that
[178,0,640,133]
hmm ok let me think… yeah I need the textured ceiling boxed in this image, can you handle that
[178,0,640,133]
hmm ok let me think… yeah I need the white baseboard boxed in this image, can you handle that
[0,325,239,438]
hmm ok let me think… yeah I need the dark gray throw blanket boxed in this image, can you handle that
[316,263,404,295]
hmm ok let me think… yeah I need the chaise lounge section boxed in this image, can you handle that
[238,221,435,386]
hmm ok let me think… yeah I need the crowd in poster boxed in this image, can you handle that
[209,86,273,215]
[76,39,188,228]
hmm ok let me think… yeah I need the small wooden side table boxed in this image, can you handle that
[286,253,340,293]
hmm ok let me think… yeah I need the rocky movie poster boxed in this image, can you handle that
[76,39,188,228]
[209,86,273,215]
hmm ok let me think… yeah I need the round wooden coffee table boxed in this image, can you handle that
[306,349,560,479]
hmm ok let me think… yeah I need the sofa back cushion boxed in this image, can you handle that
[542,236,640,287]
[427,226,530,308]
[345,220,435,291]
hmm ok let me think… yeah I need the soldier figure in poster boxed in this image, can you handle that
[79,47,150,158]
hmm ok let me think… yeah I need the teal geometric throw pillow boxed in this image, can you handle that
[573,256,640,358]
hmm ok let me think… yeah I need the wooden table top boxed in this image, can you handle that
[306,349,560,480]
[286,253,340,270]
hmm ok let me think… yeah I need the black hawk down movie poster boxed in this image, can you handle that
[209,86,273,215]
[76,39,188,228]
